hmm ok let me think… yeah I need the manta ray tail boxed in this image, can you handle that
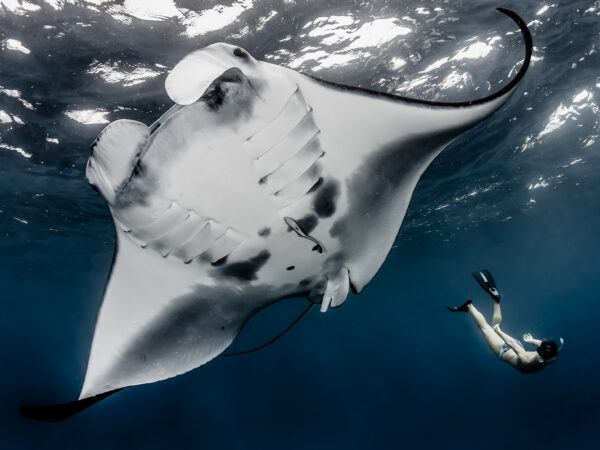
[224,303,315,357]
[19,388,123,422]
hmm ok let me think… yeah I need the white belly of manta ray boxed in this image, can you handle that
[20,8,532,421]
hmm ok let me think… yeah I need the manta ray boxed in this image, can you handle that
[21,8,531,421]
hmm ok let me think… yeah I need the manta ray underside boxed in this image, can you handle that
[21,8,531,421]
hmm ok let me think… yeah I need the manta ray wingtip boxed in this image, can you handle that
[496,7,516,15]
[19,388,123,422]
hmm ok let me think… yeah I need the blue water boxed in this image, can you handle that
[1,1,599,448]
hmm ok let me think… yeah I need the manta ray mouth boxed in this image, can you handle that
[200,67,246,111]
[112,66,254,198]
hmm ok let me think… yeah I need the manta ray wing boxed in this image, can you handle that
[283,74,517,292]
[276,7,531,292]
[79,230,263,399]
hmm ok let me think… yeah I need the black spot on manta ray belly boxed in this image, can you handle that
[296,214,319,234]
[233,47,248,58]
[286,266,295,271]
[295,214,318,234]
[313,180,340,218]
[219,250,271,281]
[257,227,271,238]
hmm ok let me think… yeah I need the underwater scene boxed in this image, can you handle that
[1,0,599,448]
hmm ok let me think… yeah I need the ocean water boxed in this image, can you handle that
[1,0,599,449]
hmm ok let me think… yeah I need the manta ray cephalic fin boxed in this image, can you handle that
[86,119,149,203]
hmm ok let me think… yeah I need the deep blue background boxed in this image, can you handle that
[1,1,599,449]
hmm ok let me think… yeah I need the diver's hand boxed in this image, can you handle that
[523,333,542,346]
[493,324,501,333]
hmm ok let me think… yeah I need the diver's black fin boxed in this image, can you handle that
[472,269,501,302]
[19,388,123,422]
[446,299,473,312]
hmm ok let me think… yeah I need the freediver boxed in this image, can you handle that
[447,270,562,373]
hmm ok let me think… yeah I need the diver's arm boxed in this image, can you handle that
[522,333,542,347]
[493,324,527,359]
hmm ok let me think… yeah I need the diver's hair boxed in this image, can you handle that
[537,340,559,360]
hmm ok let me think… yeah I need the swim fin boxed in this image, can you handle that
[446,299,472,312]
[472,270,501,302]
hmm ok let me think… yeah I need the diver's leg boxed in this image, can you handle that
[468,304,504,354]
[492,301,502,327]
